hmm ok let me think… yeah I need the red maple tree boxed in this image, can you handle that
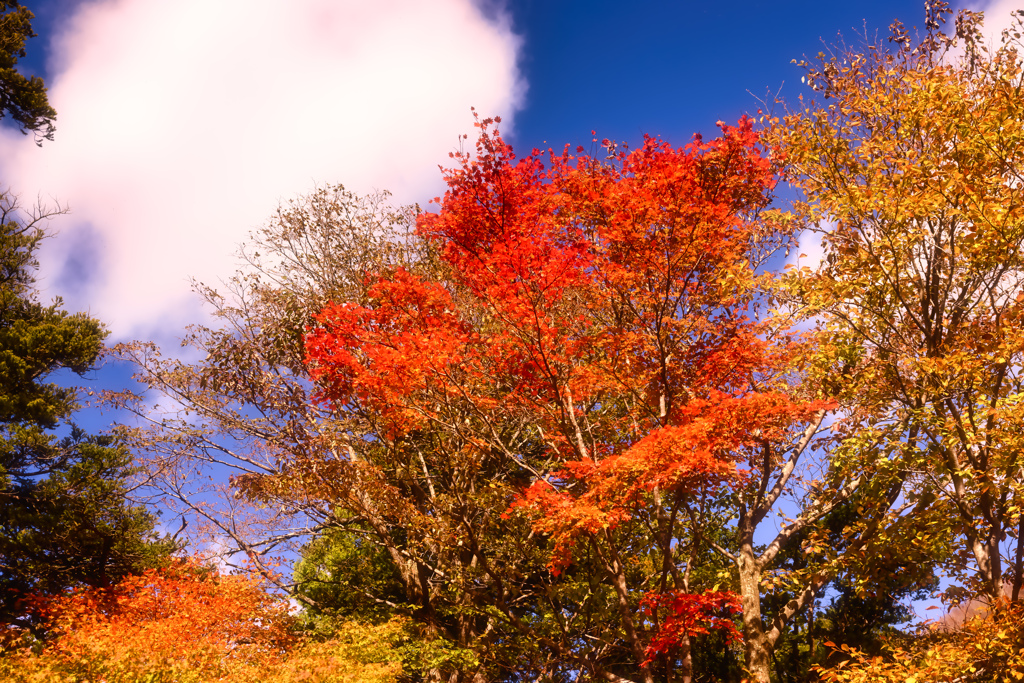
[306,115,825,683]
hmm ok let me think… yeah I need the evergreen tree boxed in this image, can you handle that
[0,1,56,143]
[0,195,173,629]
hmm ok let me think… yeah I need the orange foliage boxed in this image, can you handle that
[9,561,293,680]
[0,561,403,683]
[515,390,827,572]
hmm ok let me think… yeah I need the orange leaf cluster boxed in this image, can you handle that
[1,561,407,683]
[21,561,295,679]
[515,391,829,571]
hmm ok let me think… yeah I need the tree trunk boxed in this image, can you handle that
[737,541,772,683]
[1012,507,1024,602]
[677,633,692,683]
[596,532,655,683]
[970,533,1004,604]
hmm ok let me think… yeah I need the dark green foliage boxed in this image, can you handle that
[0,205,105,490]
[690,629,744,683]
[0,201,173,629]
[0,1,55,143]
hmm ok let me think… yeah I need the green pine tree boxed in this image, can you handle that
[0,197,174,630]
[0,0,56,143]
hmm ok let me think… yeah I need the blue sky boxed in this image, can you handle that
[509,0,927,152]
[5,0,1013,342]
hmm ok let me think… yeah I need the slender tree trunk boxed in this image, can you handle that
[737,540,772,683]
[986,533,1004,602]
[970,533,1004,603]
[678,633,692,683]
[652,487,689,683]
[596,531,655,683]
[1013,505,1024,602]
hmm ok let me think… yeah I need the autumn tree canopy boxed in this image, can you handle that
[87,4,1024,683]
[0,560,408,683]
[774,1,1024,605]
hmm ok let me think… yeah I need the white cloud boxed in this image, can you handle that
[788,222,829,273]
[960,0,1024,44]
[0,0,524,342]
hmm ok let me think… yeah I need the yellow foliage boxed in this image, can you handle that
[816,601,1024,683]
